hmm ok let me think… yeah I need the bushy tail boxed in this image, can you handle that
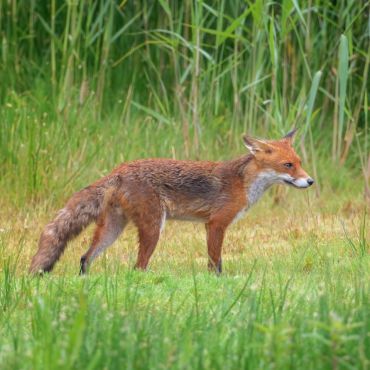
[29,184,106,274]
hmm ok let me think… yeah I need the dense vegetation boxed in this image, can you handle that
[1,0,369,203]
[0,1,369,369]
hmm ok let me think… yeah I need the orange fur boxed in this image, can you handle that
[29,131,314,275]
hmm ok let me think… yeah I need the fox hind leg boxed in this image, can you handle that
[80,204,127,275]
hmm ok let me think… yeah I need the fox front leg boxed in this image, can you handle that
[205,222,226,275]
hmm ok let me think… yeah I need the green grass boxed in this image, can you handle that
[1,258,369,370]
[0,1,369,369]
[1,192,369,369]
[1,1,369,203]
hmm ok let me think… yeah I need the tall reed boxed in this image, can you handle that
[0,0,369,203]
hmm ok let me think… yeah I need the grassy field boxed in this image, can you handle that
[1,190,369,369]
[0,141,369,370]
[0,1,369,369]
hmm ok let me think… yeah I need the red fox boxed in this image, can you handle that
[29,129,314,275]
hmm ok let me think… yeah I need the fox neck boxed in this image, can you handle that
[241,157,285,207]
[247,170,278,207]
[222,156,281,208]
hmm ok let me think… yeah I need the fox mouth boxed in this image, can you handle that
[283,179,309,189]
[283,179,304,188]
[284,179,295,187]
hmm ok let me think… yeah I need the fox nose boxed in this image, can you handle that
[307,178,314,186]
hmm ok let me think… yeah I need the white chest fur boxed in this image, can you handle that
[232,171,278,224]
[247,171,278,207]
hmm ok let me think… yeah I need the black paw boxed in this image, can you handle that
[79,256,87,275]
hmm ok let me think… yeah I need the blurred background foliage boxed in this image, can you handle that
[0,0,369,205]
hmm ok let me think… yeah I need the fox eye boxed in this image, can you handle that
[284,162,293,168]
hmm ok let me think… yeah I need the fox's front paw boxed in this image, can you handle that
[79,256,88,275]
[208,259,222,275]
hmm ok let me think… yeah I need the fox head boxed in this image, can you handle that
[243,129,314,188]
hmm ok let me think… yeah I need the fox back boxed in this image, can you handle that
[29,129,314,275]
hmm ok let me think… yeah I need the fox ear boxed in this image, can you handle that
[283,128,298,144]
[243,135,272,155]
